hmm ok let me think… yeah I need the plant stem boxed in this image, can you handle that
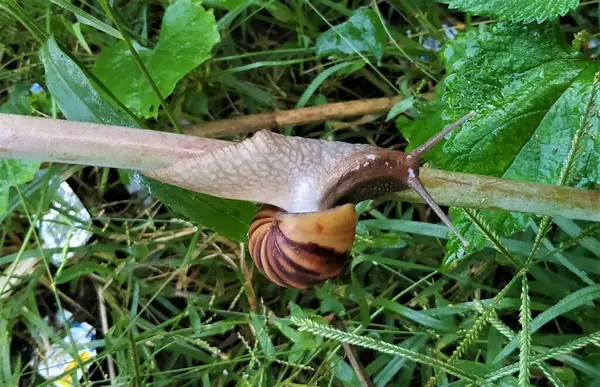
[391,168,600,222]
[2,113,600,222]
[182,96,423,137]
[0,114,226,171]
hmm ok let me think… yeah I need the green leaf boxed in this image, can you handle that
[493,284,600,365]
[402,23,598,262]
[316,284,346,316]
[0,160,39,218]
[374,298,455,333]
[54,262,114,284]
[397,97,448,163]
[386,97,414,121]
[440,23,588,177]
[438,0,579,23]
[316,7,387,62]
[49,0,122,39]
[295,61,356,109]
[271,316,318,363]
[39,36,256,242]
[203,0,249,11]
[373,334,429,387]
[130,172,255,242]
[0,84,41,217]
[249,312,276,359]
[0,83,34,115]
[94,0,220,118]
[40,37,139,127]
[331,354,362,387]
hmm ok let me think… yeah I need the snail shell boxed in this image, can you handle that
[248,203,357,289]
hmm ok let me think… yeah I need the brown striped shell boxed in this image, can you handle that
[247,204,357,289]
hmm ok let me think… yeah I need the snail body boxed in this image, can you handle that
[146,111,476,289]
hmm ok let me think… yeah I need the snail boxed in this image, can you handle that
[146,111,476,289]
[4,110,600,288]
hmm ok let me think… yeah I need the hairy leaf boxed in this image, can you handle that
[401,23,599,262]
[438,0,579,23]
[94,0,220,118]
[316,7,387,62]
[39,36,256,242]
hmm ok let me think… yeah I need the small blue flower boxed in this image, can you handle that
[30,83,44,93]
[422,37,441,52]
[442,24,457,40]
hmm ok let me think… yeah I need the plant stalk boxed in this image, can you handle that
[182,96,420,137]
[1,113,599,222]
[0,114,227,171]
[390,169,600,222]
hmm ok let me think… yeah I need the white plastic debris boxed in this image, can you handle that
[38,310,97,387]
[37,182,92,266]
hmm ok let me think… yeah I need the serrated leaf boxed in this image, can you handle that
[401,23,599,262]
[94,0,220,118]
[0,84,41,217]
[438,0,580,23]
[316,7,387,62]
[39,36,256,242]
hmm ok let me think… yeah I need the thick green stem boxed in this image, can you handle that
[391,169,600,222]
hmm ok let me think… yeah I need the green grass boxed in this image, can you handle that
[2,0,600,386]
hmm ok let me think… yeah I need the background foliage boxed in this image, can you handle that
[1,0,600,386]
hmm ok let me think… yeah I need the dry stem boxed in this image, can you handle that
[183,96,412,137]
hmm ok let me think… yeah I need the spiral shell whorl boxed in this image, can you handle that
[248,204,357,289]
